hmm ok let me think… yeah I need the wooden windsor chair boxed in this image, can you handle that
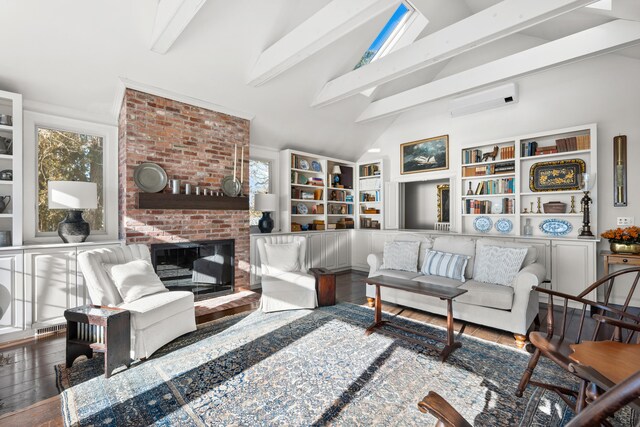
[514,267,640,414]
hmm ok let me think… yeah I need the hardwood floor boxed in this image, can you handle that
[0,271,609,425]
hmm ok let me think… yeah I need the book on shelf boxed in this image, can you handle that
[499,146,515,160]
[360,191,380,202]
[464,198,514,214]
[360,164,380,177]
[472,177,514,195]
[535,146,558,155]
[463,161,515,177]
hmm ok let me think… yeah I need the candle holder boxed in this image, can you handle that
[578,172,596,239]
[536,197,542,214]
[569,196,576,214]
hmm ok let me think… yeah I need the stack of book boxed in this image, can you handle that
[556,135,590,152]
[464,198,515,214]
[534,146,558,155]
[308,177,324,186]
[462,149,482,164]
[310,219,325,231]
[522,141,538,157]
[359,164,380,177]
[336,218,355,229]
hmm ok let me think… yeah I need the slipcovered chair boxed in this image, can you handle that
[256,235,318,313]
[77,244,196,359]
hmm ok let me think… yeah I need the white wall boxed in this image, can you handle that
[359,52,640,274]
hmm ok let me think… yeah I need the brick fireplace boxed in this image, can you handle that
[118,89,250,291]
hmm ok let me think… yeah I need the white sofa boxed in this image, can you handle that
[256,235,318,313]
[366,235,545,342]
[78,244,196,359]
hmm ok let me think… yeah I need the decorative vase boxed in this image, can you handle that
[523,218,533,236]
[610,242,640,254]
[258,212,274,233]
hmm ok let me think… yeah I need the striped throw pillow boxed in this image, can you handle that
[420,250,470,282]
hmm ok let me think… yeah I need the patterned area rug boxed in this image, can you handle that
[194,290,260,317]
[56,303,636,426]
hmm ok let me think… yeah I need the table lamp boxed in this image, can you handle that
[48,181,98,243]
[578,172,596,239]
[331,165,342,186]
[255,193,277,233]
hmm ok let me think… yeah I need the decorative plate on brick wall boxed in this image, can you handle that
[134,162,168,193]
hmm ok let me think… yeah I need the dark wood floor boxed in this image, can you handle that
[0,271,615,425]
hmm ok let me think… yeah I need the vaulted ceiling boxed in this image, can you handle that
[0,0,638,160]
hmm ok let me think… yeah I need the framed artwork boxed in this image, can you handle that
[401,135,449,174]
[437,184,450,223]
[529,159,586,192]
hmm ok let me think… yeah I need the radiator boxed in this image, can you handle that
[77,323,106,344]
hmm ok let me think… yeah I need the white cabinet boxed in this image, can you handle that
[25,248,77,328]
[384,182,399,230]
[336,231,351,269]
[514,238,551,282]
[351,230,372,271]
[551,240,596,307]
[324,233,338,270]
[0,251,24,334]
[308,233,324,269]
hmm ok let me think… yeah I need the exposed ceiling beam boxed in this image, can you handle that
[247,0,401,87]
[356,19,640,122]
[150,0,208,54]
[313,0,598,108]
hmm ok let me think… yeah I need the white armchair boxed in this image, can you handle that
[256,235,318,313]
[77,244,196,359]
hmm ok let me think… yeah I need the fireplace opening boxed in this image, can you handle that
[150,239,234,300]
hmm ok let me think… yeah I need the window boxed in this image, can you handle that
[354,2,415,69]
[249,159,271,225]
[37,127,105,233]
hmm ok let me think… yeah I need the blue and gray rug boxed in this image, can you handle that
[56,303,635,426]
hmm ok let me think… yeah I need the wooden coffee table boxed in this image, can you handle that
[365,275,468,362]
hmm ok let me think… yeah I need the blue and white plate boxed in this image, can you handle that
[311,160,321,172]
[298,159,310,170]
[473,216,493,233]
[296,203,308,215]
[539,218,573,236]
[495,218,513,234]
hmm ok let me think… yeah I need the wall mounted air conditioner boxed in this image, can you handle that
[449,83,518,117]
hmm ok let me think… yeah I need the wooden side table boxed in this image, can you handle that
[65,305,131,378]
[601,251,640,276]
[309,267,336,306]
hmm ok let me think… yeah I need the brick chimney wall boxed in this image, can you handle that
[118,89,250,290]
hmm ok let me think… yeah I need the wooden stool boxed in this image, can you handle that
[309,267,336,306]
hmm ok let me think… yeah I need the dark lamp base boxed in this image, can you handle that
[258,212,274,233]
[58,210,90,243]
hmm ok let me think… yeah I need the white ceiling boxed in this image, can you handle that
[0,0,638,161]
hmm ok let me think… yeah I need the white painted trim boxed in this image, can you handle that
[22,112,119,244]
[247,0,401,87]
[313,0,597,107]
[357,19,640,122]
[115,77,254,121]
[24,100,117,126]
[150,0,208,54]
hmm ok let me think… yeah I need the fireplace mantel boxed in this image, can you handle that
[137,193,249,210]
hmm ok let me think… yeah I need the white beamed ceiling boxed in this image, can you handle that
[0,0,638,160]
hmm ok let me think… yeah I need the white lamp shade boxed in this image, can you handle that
[48,181,98,210]
[331,165,342,175]
[255,193,278,212]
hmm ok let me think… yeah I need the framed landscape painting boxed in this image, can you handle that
[401,135,449,174]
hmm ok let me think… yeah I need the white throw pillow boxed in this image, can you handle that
[382,241,420,272]
[473,245,528,287]
[421,250,470,282]
[264,242,301,272]
[102,260,168,303]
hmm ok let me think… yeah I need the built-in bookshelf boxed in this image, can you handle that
[280,150,355,232]
[0,90,22,247]
[357,160,383,229]
[459,124,597,238]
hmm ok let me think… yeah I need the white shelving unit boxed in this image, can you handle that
[357,160,383,229]
[0,90,22,246]
[458,123,597,238]
[279,149,356,232]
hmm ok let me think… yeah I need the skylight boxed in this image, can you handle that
[354,2,415,70]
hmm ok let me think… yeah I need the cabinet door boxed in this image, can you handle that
[336,232,351,269]
[384,182,399,230]
[0,251,24,334]
[551,241,596,307]
[25,248,77,328]
[324,233,338,270]
[308,234,324,269]
[351,230,372,270]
